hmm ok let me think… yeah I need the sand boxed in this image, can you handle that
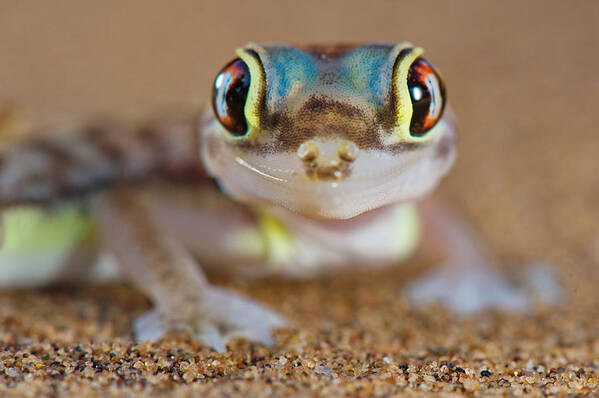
[1,1,599,396]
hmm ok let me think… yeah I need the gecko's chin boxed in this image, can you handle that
[203,146,455,220]
[221,174,434,220]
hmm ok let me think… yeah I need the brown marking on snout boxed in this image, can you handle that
[270,95,380,153]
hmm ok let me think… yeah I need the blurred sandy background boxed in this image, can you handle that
[1,1,599,396]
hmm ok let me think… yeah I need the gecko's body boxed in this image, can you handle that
[0,43,552,351]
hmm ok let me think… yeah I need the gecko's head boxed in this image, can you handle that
[201,42,456,219]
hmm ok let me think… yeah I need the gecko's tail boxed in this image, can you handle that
[0,112,208,207]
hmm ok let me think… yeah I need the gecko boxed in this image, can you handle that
[0,42,560,352]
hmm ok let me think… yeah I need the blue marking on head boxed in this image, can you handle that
[262,47,318,110]
[258,43,397,115]
[340,46,396,107]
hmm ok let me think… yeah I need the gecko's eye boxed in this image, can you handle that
[407,57,446,137]
[212,58,251,136]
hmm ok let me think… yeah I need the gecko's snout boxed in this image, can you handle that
[297,139,358,181]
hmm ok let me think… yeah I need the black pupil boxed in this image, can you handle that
[408,79,432,136]
[213,58,251,135]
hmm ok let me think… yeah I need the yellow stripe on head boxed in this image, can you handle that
[389,45,425,144]
[231,43,266,143]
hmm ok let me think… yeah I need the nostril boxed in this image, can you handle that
[337,141,358,162]
[297,141,319,162]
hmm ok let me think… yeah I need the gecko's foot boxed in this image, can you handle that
[133,286,288,353]
[404,263,563,314]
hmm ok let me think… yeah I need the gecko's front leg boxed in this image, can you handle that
[95,187,286,352]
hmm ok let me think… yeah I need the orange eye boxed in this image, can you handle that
[407,57,446,137]
[212,58,251,136]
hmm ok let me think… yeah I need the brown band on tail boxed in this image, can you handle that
[0,113,209,207]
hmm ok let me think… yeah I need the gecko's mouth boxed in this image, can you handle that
[204,143,453,220]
